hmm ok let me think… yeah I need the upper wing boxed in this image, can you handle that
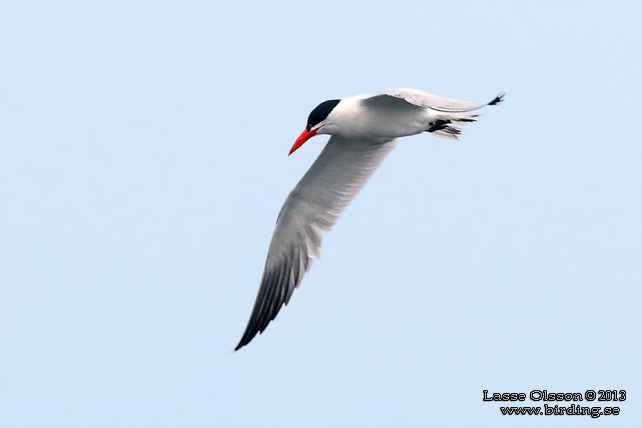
[380,88,504,113]
[235,135,397,350]
[360,89,505,140]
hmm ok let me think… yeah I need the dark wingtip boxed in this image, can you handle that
[488,92,505,106]
[234,339,248,352]
[234,331,255,351]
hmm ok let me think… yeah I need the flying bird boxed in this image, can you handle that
[236,88,504,350]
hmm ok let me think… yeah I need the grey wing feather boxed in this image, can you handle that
[235,135,397,350]
[381,88,504,113]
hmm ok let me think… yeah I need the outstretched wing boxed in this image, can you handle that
[361,89,504,140]
[236,135,397,350]
[381,88,504,113]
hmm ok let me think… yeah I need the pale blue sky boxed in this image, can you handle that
[1,1,641,427]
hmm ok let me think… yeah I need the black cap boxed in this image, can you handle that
[306,99,341,131]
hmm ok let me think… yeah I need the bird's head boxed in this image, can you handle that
[289,99,341,155]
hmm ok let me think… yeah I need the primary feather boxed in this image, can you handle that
[235,136,397,350]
